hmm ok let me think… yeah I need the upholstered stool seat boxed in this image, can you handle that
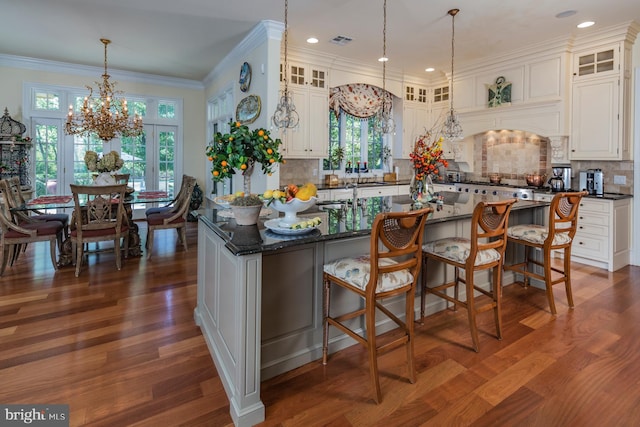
[422,237,501,266]
[507,224,571,246]
[323,256,414,293]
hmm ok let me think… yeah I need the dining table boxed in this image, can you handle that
[15,190,175,266]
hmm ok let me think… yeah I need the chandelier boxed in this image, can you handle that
[443,8,463,143]
[373,0,396,134]
[65,39,143,142]
[272,0,299,129]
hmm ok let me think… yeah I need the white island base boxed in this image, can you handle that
[194,201,544,426]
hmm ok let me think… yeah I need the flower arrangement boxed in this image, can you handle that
[84,150,124,173]
[206,121,284,182]
[409,132,449,180]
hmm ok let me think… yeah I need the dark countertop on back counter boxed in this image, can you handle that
[198,194,549,256]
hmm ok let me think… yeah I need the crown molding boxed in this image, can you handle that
[0,53,204,90]
[203,20,283,86]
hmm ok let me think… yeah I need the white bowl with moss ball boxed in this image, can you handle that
[270,197,317,227]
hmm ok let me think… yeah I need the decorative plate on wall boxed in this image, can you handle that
[239,62,251,92]
[236,95,261,125]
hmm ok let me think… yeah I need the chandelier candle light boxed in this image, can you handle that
[373,0,396,134]
[65,39,143,141]
[272,0,299,129]
[443,8,463,143]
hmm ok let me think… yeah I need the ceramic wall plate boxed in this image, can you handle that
[239,61,251,92]
[236,95,261,125]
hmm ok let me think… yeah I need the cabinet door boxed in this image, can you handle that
[280,87,309,158]
[570,78,619,160]
[307,90,328,157]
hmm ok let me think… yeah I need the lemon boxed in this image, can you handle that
[263,190,273,199]
[235,191,245,197]
[272,190,284,199]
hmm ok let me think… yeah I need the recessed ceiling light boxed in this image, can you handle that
[577,21,595,28]
[306,37,318,44]
[555,10,577,19]
[425,67,435,72]
[378,56,388,62]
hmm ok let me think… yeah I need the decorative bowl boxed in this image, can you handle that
[526,173,546,187]
[270,197,317,227]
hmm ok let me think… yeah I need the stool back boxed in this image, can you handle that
[368,208,431,296]
[547,191,588,247]
[468,199,517,268]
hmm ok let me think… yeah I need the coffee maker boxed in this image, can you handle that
[549,165,572,192]
[579,169,604,196]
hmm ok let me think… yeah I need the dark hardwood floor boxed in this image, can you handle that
[1,221,640,426]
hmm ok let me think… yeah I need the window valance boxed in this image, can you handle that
[329,83,393,119]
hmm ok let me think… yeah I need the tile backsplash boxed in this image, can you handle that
[278,134,633,195]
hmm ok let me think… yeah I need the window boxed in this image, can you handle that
[434,86,449,103]
[324,112,383,173]
[34,91,60,110]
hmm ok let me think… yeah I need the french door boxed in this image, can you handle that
[31,119,178,204]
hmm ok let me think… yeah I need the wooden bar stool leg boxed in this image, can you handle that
[543,247,557,315]
[493,265,503,340]
[366,307,382,404]
[564,247,574,308]
[322,274,330,365]
[466,275,480,352]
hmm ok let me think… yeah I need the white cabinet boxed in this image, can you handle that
[395,84,430,159]
[279,62,329,159]
[570,43,632,160]
[572,197,631,272]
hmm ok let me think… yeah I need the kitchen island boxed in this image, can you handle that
[194,194,548,427]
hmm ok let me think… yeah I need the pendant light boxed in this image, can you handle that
[373,0,396,134]
[272,0,299,129]
[443,8,463,142]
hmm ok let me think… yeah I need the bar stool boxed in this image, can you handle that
[421,199,516,352]
[322,207,431,403]
[503,191,587,314]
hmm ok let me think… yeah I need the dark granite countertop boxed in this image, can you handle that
[531,189,632,201]
[198,194,548,256]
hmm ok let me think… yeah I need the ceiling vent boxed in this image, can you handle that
[330,35,353,46]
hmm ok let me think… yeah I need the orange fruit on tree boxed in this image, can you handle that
[267,148,273,154]
[269,158,275,163]
[208,156,213,161]
[235,121,241,127]
[213,170,219,177]
[240,164,247,170]
[221,160,228,167]
[258,130,265,136]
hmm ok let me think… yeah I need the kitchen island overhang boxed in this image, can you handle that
[194,194,548,427]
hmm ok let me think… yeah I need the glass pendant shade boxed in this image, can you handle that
[272,0,299,130]
[444,8,463,143]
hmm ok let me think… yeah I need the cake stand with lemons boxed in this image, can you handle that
[263,183,319,234]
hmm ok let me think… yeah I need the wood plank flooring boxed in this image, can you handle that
[1,221,639,426]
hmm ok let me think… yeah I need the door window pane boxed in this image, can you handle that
[34,124,59,196]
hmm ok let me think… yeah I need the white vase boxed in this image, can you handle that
[93,172,116,186]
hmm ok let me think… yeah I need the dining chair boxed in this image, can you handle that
[5,176,70,239]
[114,173,130,185]
[322,207,432,403]
[145,177,196,259]
[69,183,129,277]
[144,174,196,217]
[503,191,587,314]
[421,198,516,352]
[0,180,64,276]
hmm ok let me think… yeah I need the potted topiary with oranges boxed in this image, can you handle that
[206,120,284,196]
